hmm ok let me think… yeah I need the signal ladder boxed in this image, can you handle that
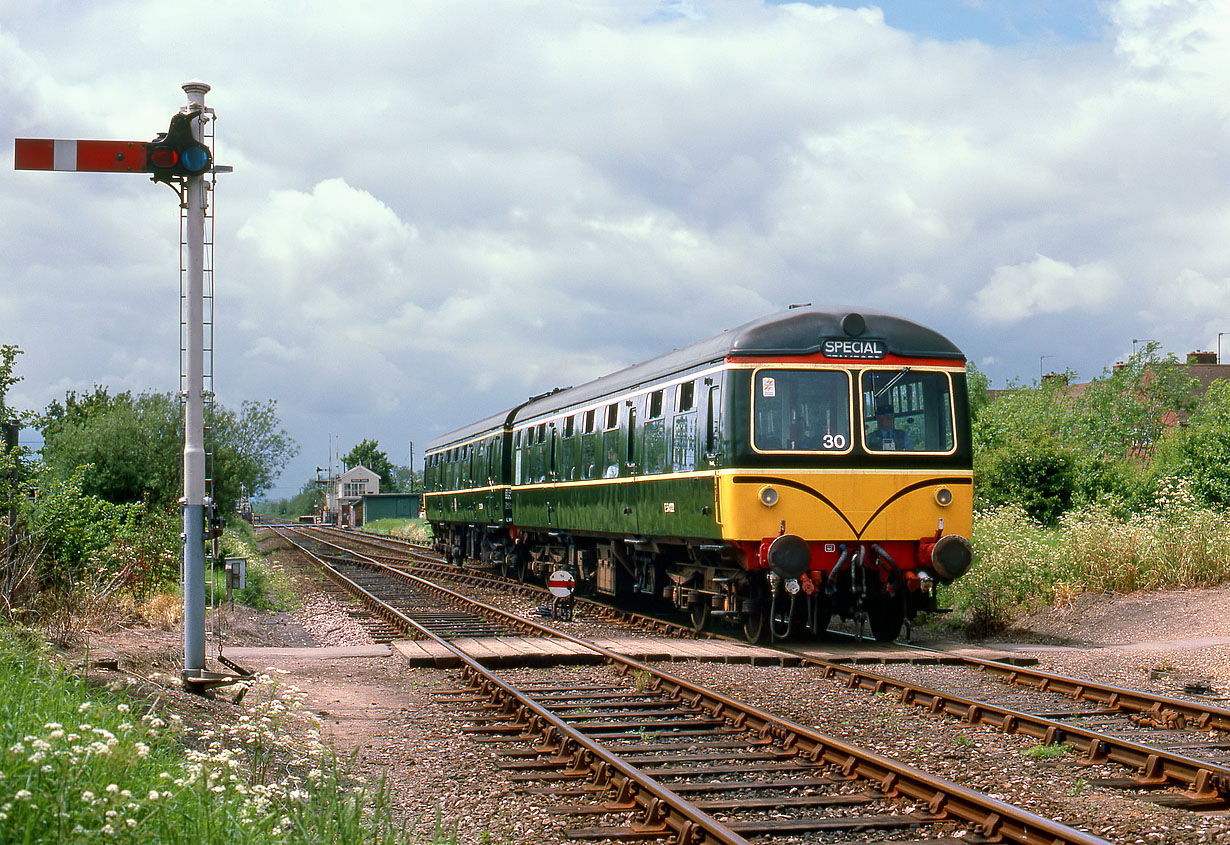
[178,109,217,515]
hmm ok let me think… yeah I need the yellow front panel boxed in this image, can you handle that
[716,469,973,543]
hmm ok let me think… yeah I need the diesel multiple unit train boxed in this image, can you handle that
[423,308,973,642]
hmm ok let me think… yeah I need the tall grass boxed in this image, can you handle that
[945,478,1230,636]
[0,624,420,843]
[361,519,432,543]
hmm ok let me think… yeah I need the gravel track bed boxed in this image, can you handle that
[192,536,1230,842]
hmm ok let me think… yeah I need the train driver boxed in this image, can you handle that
[869,401,912,451]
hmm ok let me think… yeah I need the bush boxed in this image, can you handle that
[975,437,1076,526]
[22,467,179,603]
[947,485,1230,636]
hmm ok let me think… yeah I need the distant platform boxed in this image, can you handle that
[390,636,1034,669]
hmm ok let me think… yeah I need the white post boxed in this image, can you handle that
[181,79,210,678]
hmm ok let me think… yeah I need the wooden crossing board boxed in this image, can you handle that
[389,636,1035,669]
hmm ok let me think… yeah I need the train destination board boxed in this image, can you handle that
[821,338,887,359]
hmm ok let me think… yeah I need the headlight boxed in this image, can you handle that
[935,487,953,507]
[759,485,779,507]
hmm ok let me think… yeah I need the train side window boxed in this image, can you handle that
[605,403,619,430]
[564,415,575,437]
[677,381,695,413]
[561,423,576,480]
[644,418,666,473]
[581,429,598,478]
[648,390,664,419]
[584,409,596,434]
[672,409,697,471]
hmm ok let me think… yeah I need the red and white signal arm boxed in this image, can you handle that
[547,570,575,598]
[14,139,148,172]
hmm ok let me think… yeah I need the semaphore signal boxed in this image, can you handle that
[13,81,239,694]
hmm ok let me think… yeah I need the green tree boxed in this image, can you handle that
[965,361,991,423]
[211,399,299,512]
[0,344,22,420]
[342,439,400,492]
[40,389,297,515]
[1071,343,1198,459]
[1153,379,1230,507]
[971,345,1200,519]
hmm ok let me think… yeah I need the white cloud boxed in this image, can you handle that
[5,0,1230,494]
[972,254,1119,323]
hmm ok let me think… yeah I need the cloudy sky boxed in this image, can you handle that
[4,0,1229,499]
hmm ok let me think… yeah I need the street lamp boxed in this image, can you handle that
[1132,338,1155,358]
[1040,354,1054,381]
[1219,332,1227,365]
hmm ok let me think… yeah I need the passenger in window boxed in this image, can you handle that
[603,448,620,478]
[869,402,912,451]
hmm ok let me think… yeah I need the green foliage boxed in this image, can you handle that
[0,344,22,420]
[1071,344,1197,459]
[211,399,300,513]
[254,480,322,519]
[976,437,1075,526]
[1024,742,1072,760]
[965,361,990,423]
[343,439,401,493]
[39,389,297,515]
[40,390,180,511]
[22,466,179,601]
[0,622,416,844]
[362,518,431,542]
[972,346,1203,520]
[949,488,1230,635]
[1151,379,1230,507]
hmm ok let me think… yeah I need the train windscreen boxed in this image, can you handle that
[752,369,852,452]
[860,369,955,453]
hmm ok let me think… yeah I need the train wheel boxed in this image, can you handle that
[741,579,769,644]
[868,592,905,642]
[688,598,711,634]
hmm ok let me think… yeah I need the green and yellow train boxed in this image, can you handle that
[423,308,973,642]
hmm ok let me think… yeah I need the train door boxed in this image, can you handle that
[546,423,558,528]
[625,401,638,476]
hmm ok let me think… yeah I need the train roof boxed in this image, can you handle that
[426,308,963,450]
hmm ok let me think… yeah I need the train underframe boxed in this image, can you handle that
[432,521,941,643]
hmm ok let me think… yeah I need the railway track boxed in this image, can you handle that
[268,523,1108,844]
[274,524,1230,814]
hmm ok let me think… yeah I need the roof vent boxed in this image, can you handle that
[841,313,866,337]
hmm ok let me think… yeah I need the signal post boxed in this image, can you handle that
[15,81,241,692]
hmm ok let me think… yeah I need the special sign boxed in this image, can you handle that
[547,570,576,598]
[821,337,887,359]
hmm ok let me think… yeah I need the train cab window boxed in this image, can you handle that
[860,369,955,453]
[752,369,851,453]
